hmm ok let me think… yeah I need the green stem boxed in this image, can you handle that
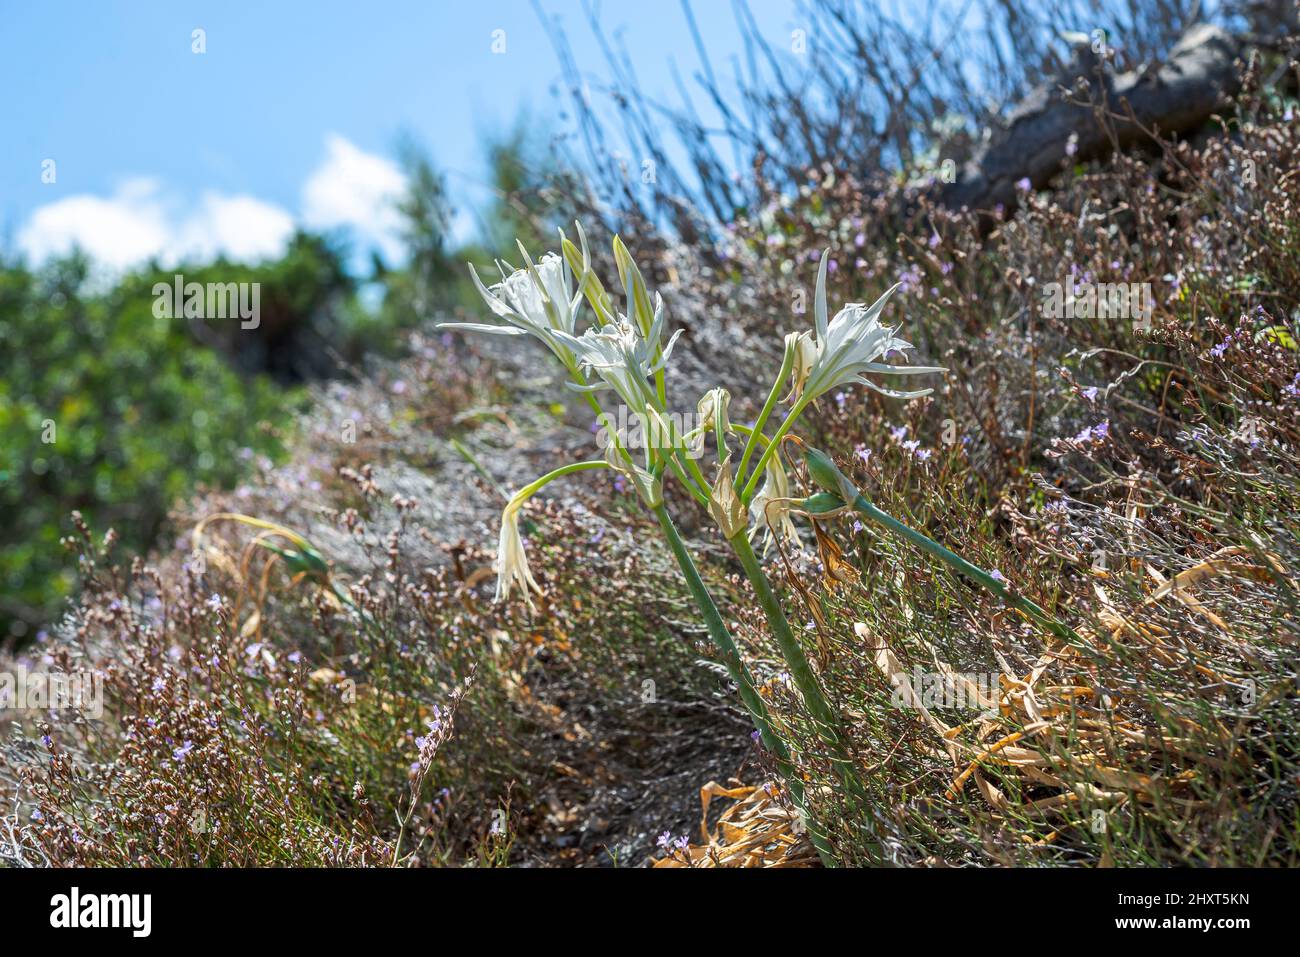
[741,395,811,503]
[651,503,837,867]
[737,345,796,486]
[512,459,610,501]
[728,531,885,863]
[569,361,708,507]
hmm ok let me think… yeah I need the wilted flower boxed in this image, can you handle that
[495,496,541,609]
[750,454,800,553]
[707,455,749,539]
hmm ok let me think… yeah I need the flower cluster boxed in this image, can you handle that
[441,227,942,607]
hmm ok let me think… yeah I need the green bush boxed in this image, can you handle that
[0,252,304,639]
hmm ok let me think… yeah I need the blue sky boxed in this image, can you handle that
[1,0,801,272]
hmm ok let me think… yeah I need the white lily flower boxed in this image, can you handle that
[441,249,584,364]
[794,250,945,403]
[495,496,541,609]
[552,305,682,419]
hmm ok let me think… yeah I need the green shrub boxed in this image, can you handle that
[0,253,303,639]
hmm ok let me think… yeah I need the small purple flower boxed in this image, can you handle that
[897,263,923,295]
[889,424,908,442]
[854,445,872,465]
[990,569,1007,583]
[656,831,672,849]
[1015,177,1032,192]
[173,740,195,763]
[1082,386,1099,402]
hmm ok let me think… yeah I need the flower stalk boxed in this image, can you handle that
[651,503,836,866]
[727,529,886,863]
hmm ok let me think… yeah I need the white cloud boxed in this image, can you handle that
[16,135,406,271]
[301,133,406,263]
[178,193,296,263]
[17,178,172,270]
[17,178,294,271]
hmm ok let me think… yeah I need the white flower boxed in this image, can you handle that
[793,251,944,403]
[696,387,731,434]
[441,249,583,363]
[495,498,541,609]
[553,306,682,419]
